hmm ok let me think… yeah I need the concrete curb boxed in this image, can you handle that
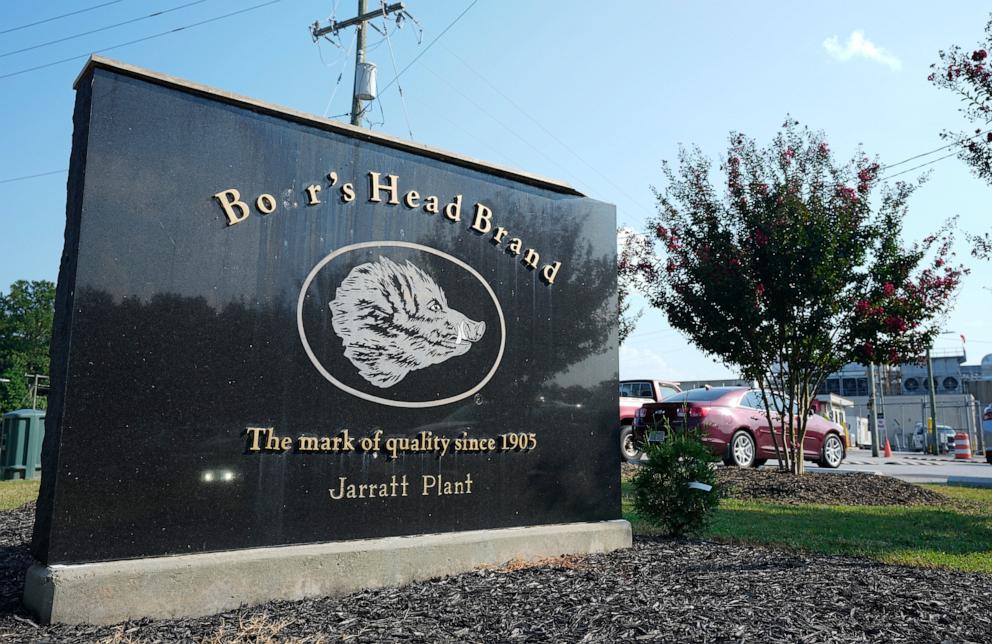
[24,520,632,625]
[946,476,992,489]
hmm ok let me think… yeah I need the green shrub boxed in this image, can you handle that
[631,427,720,536]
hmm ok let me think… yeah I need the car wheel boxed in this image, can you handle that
[819,434,844,469]
[619,425,642,462]
[728,431,756,468]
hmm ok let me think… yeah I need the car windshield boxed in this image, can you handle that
[661,387,742,403]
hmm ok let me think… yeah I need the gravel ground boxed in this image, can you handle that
[714,467,948,506]
[3,502,992,642]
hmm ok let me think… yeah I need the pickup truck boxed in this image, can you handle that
[619,379,681,460]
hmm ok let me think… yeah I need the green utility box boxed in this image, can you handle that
[1,409,45,480]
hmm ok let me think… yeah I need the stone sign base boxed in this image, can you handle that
[24,520,631,625]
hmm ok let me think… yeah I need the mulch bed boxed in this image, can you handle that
[715,467,948,507]
[3,504,992,642]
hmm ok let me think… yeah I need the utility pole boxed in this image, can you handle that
[310,1,405,127]
[977,400,986,453]
[926,348,939,455]
[867,362,879,457]
[877,363,889,451]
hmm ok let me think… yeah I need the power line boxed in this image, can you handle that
[0,0,126,36]
[0,169,68,185]
[417,62,587,188]
[882,129,992,171]
[0,0,210,59]
[439,43,657,217]
[880,150,962,181]
[376,0,477,96]
[0,0,281,81]
[379,2,413,139]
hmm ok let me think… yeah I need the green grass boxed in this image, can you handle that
[622,479,992,574]
[0,479,40,510]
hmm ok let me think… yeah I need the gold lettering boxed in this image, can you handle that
[522,248,540,270]
[492,226,509,244]
[245,427,270,451]
[327,171,338,185]
[422,475,437,496]
[507,238,523,256]
[341,183,355,203]
[329,477,347,500]
[256,194,276,214]
[305,184,321,205]
[280,436,293,450]
[404,190,420,208]
[541,261,562,285]
[368,172,400,204]
[423,195,440,214]
[298,435,318,451]
[444,195,463,222]
[470,203,493,234]
[213,189,250,226]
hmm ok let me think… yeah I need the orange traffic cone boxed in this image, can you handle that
[883,437,893,458]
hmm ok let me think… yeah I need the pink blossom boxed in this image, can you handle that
[883,282,895,296]
[838,186,858,202]
[973,49,988,62]
[884,316,908,333]
[862,341,875,359]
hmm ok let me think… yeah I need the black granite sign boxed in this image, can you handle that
[33,59,618,565]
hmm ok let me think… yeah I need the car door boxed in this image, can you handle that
[741,391,777,456]
[803,412,827,458]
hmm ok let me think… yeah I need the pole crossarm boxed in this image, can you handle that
[311,2,405,40]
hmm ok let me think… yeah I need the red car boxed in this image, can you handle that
[632,387,846,468]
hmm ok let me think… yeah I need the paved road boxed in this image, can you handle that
[803,449,992,484]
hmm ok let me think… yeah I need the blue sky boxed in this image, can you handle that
[1,1,991,379]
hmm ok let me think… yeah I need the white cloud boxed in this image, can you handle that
[619,344,671,379]
[823,31,901,71]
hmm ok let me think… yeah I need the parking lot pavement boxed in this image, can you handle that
[807,449,992,484]
[631,449,992,484]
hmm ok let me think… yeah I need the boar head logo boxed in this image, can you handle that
[329,257,486,388]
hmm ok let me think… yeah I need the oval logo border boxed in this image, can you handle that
[297,241,507,408]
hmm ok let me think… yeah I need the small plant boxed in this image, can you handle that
[631,424,720,536]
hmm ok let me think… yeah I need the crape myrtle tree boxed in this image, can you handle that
[929,15,992,258]
[641,119,964,474]
[618,227,656,343]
